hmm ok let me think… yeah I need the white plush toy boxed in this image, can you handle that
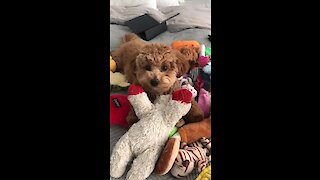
[110,84,193,180]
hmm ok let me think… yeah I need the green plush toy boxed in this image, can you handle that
[168,127,178,138]
[205,47,211,57]
[110,71,130,92]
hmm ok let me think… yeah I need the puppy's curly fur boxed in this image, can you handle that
[111,33,204,126]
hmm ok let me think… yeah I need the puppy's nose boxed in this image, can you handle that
[150,78,160,87]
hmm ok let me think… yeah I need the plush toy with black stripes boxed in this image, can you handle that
[171,137,211,178]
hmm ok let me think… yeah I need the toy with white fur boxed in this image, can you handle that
[180,78,197,98]
[110,84,193,180]
[171,137,212,178]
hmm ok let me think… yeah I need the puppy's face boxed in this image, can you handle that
[135,44,179,95]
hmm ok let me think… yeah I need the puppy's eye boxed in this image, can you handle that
[145,65,151,71]
[161,65,168,72]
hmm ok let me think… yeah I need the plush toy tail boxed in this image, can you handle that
[127,84,154,119]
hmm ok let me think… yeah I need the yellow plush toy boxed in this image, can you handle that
[110,55,116,72]
[110,71,130,91]
[196,165,211,180]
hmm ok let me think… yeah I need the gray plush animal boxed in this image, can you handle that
[110,84,192,180]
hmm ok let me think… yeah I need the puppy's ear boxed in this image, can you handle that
[122,33,140,43]
[124,55,138,84]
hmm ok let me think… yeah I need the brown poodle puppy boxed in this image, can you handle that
[111,33,204,126]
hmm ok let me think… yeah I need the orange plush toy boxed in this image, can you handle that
[178,117,211,144]
[171,40,201,50]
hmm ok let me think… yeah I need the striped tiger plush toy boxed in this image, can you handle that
[171,137,211,178]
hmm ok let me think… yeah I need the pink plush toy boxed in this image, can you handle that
[198,44,210,68]
[198,56,210,68]
[197,88,211,118]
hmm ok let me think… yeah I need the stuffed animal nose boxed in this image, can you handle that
[150,78,160,87]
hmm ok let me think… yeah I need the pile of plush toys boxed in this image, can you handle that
[109,54,131,128]
[155,41,212,179]
[109,40,212,179]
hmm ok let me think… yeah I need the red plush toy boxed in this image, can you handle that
[110,94,130,128]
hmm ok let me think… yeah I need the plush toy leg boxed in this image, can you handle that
[126,147,161,180]
[110,134,133,178]
[183,99,204,124]
[127,84,154,119]
[197,159,208,173]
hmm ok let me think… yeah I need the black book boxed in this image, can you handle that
[125,14,159,34]
[125,13,179,41]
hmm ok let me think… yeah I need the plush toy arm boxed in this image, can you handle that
[163,89,192,124]
[127,84,154,119]
[197,159,208,173]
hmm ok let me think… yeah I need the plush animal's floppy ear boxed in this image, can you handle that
[175,47,200,77]
[175,51,191,78]
[180,47,199,69]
